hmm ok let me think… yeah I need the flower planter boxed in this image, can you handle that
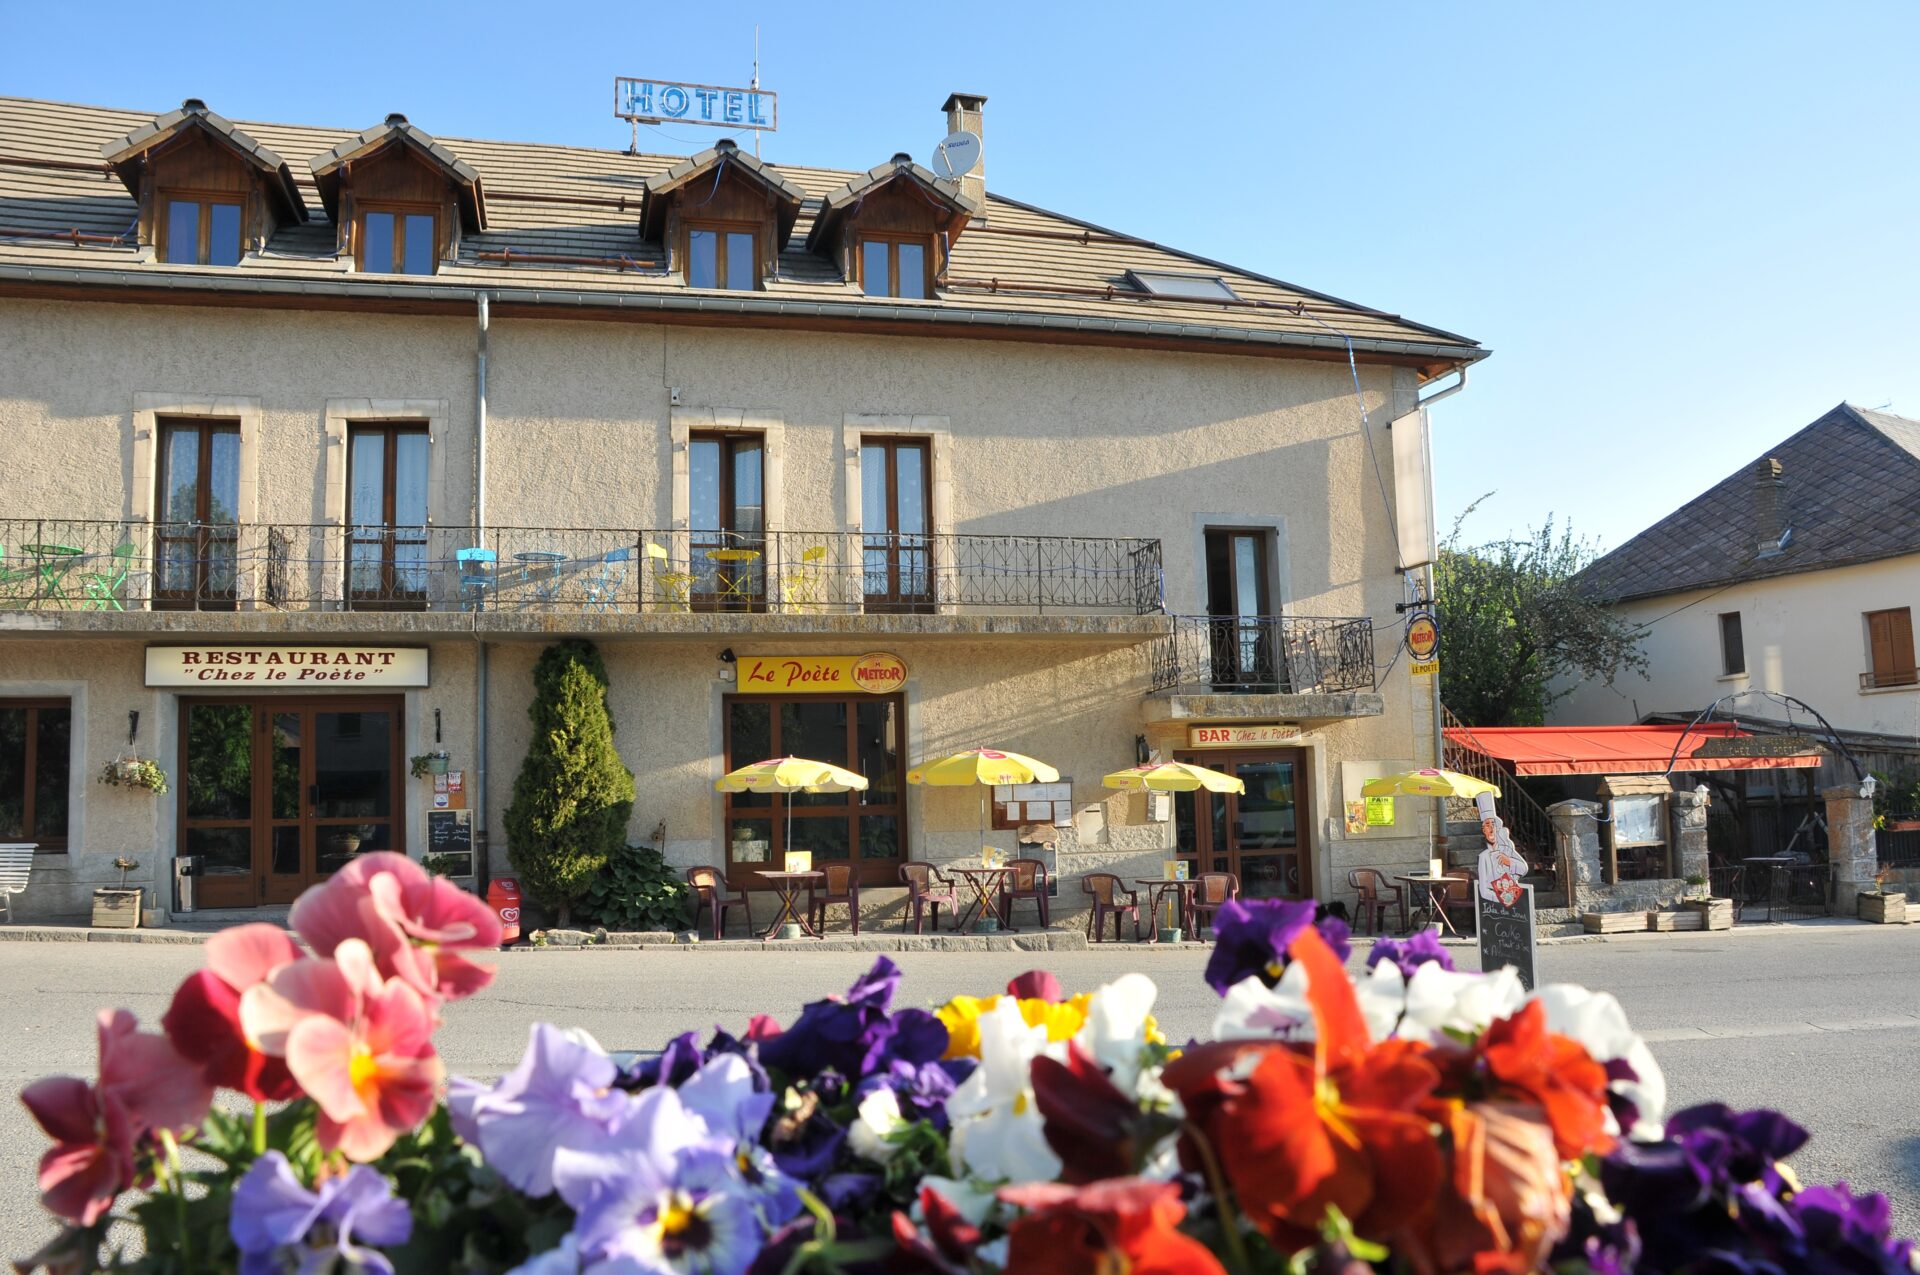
[90,888,142,929]
[1157,926,1184,944]
[1859,892,1907,924]
[1648,909,1705,932]
[1686,897,1735,930]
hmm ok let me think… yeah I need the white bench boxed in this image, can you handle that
[0,844,34,923]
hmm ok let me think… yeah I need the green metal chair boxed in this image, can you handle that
[81,544,137,610]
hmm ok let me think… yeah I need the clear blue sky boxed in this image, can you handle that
[6,1,1916,553]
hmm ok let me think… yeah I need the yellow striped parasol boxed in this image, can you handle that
[1101,760,1246,794]
[906,748,1060,787]
[715,756,870,794]
[1360,768,1500,799]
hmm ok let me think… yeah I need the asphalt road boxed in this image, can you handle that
[3,921,1917,1261]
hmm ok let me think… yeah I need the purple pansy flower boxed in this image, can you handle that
[449,1023,632,1198]
[758,957,937,1083]
[230,1152,411,1275]
[1365,927,1455,979]
[1202,897,1352,995]
[565,1141,763,1275]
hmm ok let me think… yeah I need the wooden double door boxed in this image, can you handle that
[178,696,404,908]
[1173,747,1313,899]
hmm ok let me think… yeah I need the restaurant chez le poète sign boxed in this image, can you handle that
[145,646,429,687]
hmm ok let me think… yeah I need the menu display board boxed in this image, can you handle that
[1477,883,1537,992]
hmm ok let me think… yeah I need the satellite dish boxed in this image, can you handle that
[931,131,982,179]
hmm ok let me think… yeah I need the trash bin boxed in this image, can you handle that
[172,855,201,915]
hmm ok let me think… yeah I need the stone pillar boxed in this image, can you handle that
[1547,799,1603,911]
[1670,787,1711,884]
[1824,784,1877,917]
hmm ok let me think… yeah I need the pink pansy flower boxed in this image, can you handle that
[290,852,501,1003]
[21,1009,214,1225]
[241,939,444,1162]
[163,923,304,1101]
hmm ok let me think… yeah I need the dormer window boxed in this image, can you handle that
[357,205,438,275]
[858,235,932,299]
[161,195,244,266]
[685,222,758,290]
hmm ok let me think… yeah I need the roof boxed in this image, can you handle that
[1576,403,1920,603]
[98,98,305,223]
[0,94,1487,373]
[307,112,485,231]
[1445,723,1825,776]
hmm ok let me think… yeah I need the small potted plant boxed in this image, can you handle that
[1859,869,1907,924]
[92,857,143,929]
[410,751,451,780]
[99,756,168,794]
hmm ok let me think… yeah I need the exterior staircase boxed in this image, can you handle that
[1442,706,1568,910]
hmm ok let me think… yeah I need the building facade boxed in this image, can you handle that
[0,92,1485,923]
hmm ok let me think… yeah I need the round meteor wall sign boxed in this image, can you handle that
[1405,612,1440,661]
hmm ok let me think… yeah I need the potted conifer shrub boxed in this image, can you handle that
[503,640,635,928]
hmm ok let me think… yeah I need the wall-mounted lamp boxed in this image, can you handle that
[718,648,737,683]
[719,648,737,664]
[434,708,443,744]
[128,710,140,746]
[1134,734,1150,766]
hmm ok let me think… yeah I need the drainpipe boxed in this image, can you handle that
[1417,364,1468,862]
[474,293,490,899]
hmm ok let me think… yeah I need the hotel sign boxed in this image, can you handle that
[146,646,429,687]
[615,77,777,131]
[738,653,905,695]
[1187,724,1303,749]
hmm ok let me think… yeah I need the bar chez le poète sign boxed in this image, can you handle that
[145,646,429,687]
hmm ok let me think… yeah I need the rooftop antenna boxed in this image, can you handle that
[751,26,761,160]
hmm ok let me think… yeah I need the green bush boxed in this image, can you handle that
[504,640,635,926]
[579,843,693,932]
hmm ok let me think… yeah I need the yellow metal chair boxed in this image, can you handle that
[780,544,828,612]
[645,543,694,612]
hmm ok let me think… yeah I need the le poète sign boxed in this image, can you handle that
[737,653,906,695]
[1186,724,1302,748]
[145,646,429,687]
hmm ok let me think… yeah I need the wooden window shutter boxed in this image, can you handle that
[1867,608,1916,685]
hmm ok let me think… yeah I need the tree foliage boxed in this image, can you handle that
[504,640,636,924]
[1435,504,1647,727]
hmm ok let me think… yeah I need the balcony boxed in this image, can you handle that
[0,519,1166,638]
[1146,614,1382,722]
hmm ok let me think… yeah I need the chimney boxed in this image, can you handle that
[1754,457,1789,558]
[941,92,987,210]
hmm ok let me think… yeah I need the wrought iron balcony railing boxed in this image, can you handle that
[0,519,1165,617]
[1150,614,1377,695]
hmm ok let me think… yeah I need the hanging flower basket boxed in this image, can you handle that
[16,874,1916,1273]
[97,756,168,794]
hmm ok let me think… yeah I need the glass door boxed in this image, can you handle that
[862,438,933,612]
[688,433,766,610]
[155,418,240,610]
[1173,748,1311,900]
[311,708,397,877]
[1203,530,1277,690]
[346,424,429,610]
[180,702,257,907]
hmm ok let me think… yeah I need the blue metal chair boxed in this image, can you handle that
[585,547,632,611]
[455,547,496,610]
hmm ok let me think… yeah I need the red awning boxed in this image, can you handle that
[1444,723,1824,777]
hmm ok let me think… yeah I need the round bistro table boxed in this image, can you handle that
[949,865,1016,934]
[1397,873,1464,937]
[1135,877,1201,942]
[755,870,825,939]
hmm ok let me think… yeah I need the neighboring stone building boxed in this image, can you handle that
[0,91,1486,924]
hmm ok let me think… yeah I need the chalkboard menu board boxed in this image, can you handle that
[426,810,473,876]
[1477,883,1537,991]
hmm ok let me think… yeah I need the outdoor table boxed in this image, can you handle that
[950,865,1016,934]
[1135,878,1201,942]
[1741,855,1794,923]
[754,870,825,940]
[705,547,762,606]
[514,550,568,603]
[1397,873,1464,937]
[22,543,82,600]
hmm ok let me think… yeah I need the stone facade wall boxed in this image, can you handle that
[1825,784,1878,917]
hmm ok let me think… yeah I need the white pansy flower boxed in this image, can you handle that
[1074,973,1158,1091]
[1211,962,1314,1042]
[1529,983,1667,1137]
[1398,963,1528,1042]
[945,999,1062,1184]
[849,1086,908,1164]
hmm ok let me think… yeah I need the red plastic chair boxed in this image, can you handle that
[687,866,753,940]
[998,857,1051,930]
[1080,872,1141,943]
[809,862,861,936]
[1189,872,1240,935]
[899,861,959,933]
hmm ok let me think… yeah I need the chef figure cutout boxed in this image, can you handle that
[1474,791,1528,907]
